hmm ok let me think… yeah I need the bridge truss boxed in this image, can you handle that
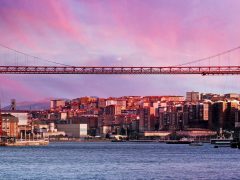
[0,66,240,75]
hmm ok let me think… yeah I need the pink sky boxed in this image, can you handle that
[0,0,240,104]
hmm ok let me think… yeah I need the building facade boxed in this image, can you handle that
[1,114,19,137]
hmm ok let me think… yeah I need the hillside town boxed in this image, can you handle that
[1,92,240,142]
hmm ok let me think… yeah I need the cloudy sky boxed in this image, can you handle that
[0,0,240,104]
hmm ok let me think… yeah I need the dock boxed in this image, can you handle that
[0,140,49,146]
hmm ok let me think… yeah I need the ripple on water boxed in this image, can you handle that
[0,142,240,180]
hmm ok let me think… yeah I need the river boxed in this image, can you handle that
[0,142,240,179]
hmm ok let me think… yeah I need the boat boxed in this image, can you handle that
[111,135,127,142]
[211,138,232,148]
[189,142,203,146]
[211,128,233,148]
[166,137,194,144]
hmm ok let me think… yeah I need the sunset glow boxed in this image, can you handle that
[0,0,240,103]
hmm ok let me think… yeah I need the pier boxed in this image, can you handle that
[0,136,49,146]
[0,139,49,146]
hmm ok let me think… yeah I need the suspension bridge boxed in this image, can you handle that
[0,44,240,75]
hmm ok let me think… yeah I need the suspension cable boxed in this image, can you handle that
[176,46,240,66]
[0,43,73,67]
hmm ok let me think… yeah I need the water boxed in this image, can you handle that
[0,142,240,180]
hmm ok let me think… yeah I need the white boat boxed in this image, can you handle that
[211,138,232,147]
[211,128,233,148]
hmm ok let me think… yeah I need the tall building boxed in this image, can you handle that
[211,101,227,130]
[235,109,240,129]
[139,107,156,132]
[225,100,239,130]
[183,103,208,128]
[105,105,122,116]
[158,103,185,131]
[50,99,65,111]
[159,112,184,131]
[203,101,213,128]
[211,100,239,131]
[139,107,150,132]
[1,114,19,137]
[186,92,200,102]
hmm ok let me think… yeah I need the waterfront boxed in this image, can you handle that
[0,142,240,179]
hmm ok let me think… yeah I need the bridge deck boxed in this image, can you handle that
[0,66,240,75]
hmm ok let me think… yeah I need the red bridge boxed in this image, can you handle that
[0,65,240,75]
[1,45,240,75]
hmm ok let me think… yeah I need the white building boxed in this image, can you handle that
[2,111,29,126]
[57,124,88,138]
